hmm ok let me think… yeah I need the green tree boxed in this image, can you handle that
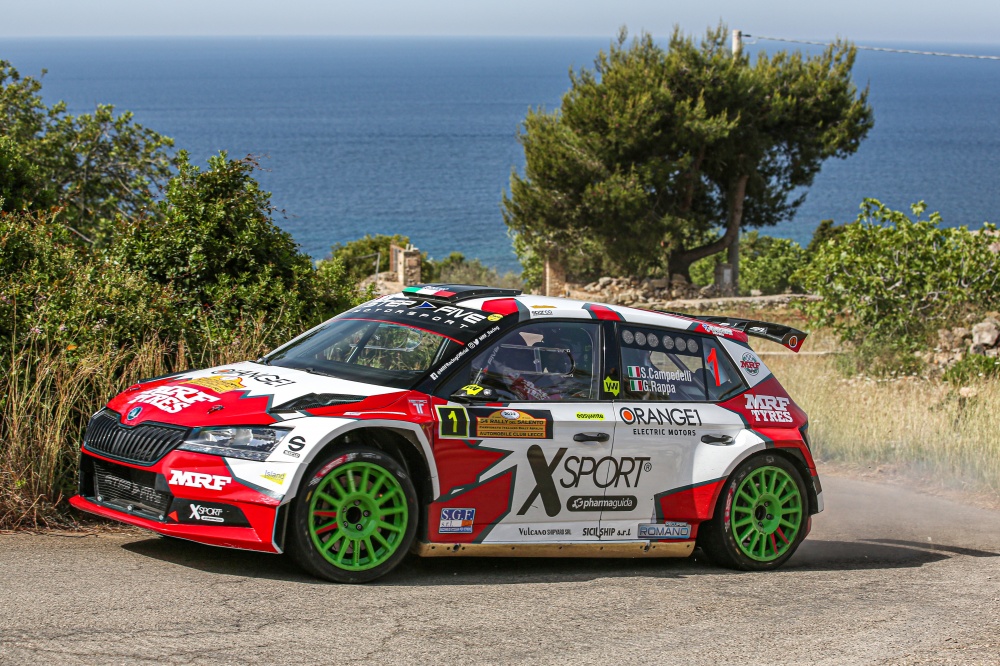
[0,60,175,242]
[503,26,873,287]
[112,153,358,345]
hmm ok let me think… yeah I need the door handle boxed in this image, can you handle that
[573,432,611,443]
[701,434,734,445]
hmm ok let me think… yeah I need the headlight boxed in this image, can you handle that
[179,426,291,461]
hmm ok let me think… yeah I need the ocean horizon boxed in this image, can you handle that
[4,36,1000,272]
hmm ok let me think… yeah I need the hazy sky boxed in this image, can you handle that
[2,0,998,43]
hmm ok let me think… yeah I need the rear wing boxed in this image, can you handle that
[660,312,808,353]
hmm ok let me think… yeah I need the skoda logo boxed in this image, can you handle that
[126,406,142,421]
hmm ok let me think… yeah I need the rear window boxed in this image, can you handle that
[618,326,744,402]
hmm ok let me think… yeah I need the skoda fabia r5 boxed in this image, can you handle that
[72,284,821,583]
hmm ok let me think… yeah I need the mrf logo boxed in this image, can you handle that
[168,470,232,491]
[744,394,793,423]
[517,445,650,517]
[740,351,761,376]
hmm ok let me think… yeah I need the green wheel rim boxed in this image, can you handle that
[730,465,803,562]
[308,461,409,571]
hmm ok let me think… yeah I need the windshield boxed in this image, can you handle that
[266,318,457,388]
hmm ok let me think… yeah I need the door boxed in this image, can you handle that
[433,320,616,542]
[607,325,746,541]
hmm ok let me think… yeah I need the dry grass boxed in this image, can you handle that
[0,333,272,530]
[768,352,1000,497]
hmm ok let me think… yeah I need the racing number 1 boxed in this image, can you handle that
[436,406,470,438]
[706,348,721,386]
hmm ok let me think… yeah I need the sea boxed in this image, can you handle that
[4,36,1000,272]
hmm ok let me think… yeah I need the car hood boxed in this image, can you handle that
[106,361,406,428]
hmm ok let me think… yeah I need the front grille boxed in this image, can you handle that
[93,460,172,519]
[84,409,187,465]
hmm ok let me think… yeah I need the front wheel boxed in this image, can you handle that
[698,453,808,571]
[288,446,418,583]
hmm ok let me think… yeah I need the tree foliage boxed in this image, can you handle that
[503,26,873,283]
[797,199,1000,348]
[0,60,175,242]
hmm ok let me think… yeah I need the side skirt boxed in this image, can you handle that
[414,541,694,558]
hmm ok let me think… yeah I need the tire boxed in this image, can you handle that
[288,445,418,583]
[697,453,808,571]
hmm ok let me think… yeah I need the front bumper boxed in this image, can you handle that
[73,448,287,553]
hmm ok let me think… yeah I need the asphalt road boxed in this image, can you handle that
[1,472,998,665]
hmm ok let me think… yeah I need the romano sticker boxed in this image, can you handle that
[638,522,692,540]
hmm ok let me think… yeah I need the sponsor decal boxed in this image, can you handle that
[740,351,761,376]
[603,376,620,396]
[582,526,617,538]
[125,406,142,421]
[575,412,604,420]
[744,394,794,423]
[487,313,503,322]
[212,368,295,387]
[531,304,557,309]
[517,445,650,516]
[439,508,475,534]
[436,406,554,440]
[408,398,428,415]
[619,405,703,428]
[567,495,638,512]
[350,299,487,330]
[168,470,232,491]
[703,324,735,336]
[749,325,767,334]
[638,522,692,539]
[530,309,553,317]
[787,335,799,348]
[282,435,306,458]
[184,376,246,394]
[167,500,249,526]
[127,386,219,414]
[261,470,286,485]
[189,503,225,523]
[518,527,571,536]
[474,410,548,439]
[461,384,486,395]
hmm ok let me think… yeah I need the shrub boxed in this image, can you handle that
[943,354,1000,385]
[428,252,522,290]
[797,199,1000,350]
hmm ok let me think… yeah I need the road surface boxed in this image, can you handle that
[1,472,998,665]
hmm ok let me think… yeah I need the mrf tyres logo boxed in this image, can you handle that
[168,470,232,491]
[744,394,794,423]
[740,351,761,376]
[517,444,647,517]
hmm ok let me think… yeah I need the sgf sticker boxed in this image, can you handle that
[439,508,475,534]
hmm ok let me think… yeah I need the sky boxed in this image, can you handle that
[1,0,999,44]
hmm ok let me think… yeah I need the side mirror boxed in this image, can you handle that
[449,384,497,403]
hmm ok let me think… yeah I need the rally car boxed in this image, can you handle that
[71,284,821,583]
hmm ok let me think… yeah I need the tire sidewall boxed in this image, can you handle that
[289,445,419,584]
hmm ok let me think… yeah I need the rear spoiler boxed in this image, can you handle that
[659,312,808,353]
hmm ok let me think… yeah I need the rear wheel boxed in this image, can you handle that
[288,446,418,583]
[698,453,807,571]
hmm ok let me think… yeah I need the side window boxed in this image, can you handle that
[438,321,602,401]
[702,339,745,402]
[619,327,708,401]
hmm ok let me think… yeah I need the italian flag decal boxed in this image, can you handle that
[404,286,456,297]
